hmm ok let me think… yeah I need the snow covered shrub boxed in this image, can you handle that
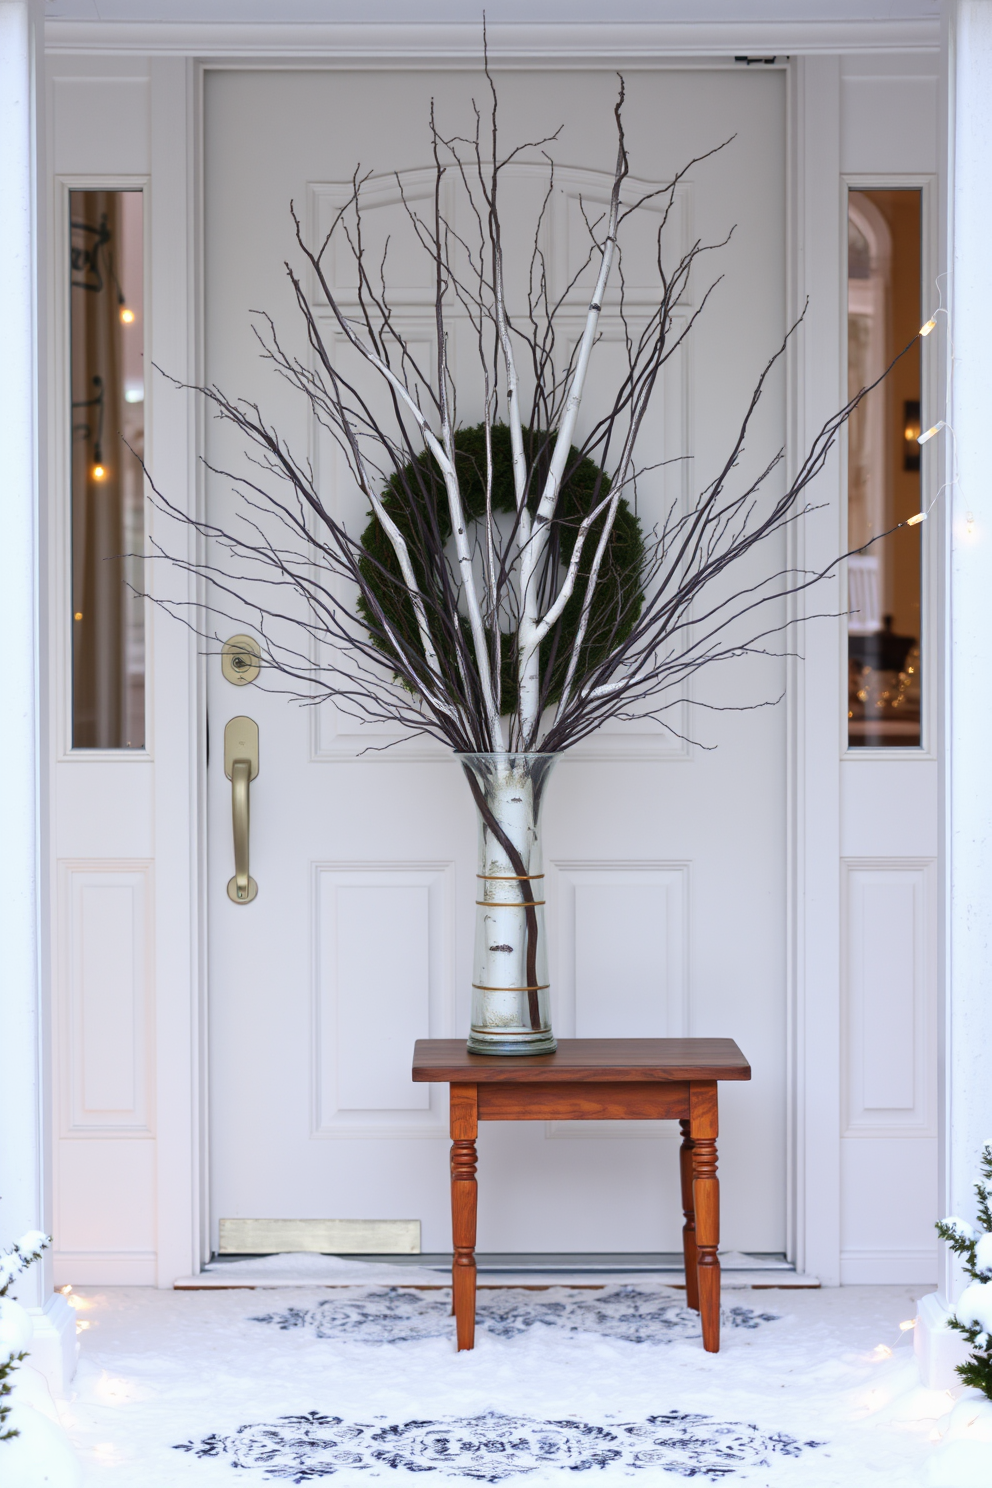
[937,1141,992,1399]
[0,1227,50,1444]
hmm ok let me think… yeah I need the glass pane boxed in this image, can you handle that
[70,189,145,749]
[847,189,922,749]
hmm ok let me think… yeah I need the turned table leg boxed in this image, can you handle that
[678,1119,699,1312]
[690,1083,720,1353]
[449,1084,478,1351]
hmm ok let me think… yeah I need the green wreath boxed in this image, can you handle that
[358,423,645,716]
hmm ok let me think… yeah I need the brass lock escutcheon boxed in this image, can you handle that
[221,634,261,686]
[225,716,259,904]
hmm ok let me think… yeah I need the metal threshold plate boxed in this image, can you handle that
[217,1218,421,1255]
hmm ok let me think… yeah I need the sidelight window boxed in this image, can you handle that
[70,188,145,749]
[846,189,923,749]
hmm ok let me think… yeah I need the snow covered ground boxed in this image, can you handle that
[39,1280,992,1484]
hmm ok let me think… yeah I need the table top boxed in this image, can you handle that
[412,1038,750,1084]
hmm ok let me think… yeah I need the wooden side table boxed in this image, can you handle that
[412,1037,751,1354]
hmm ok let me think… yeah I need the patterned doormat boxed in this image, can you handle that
[175,1406,823,1482]
[247,1284,781,1346]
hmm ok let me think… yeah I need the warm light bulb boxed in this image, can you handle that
[91,463,106,481]
[119,306,134,324]
[906,512,926,527]
[899,1319,916,1331]
[917,421,945,445]
[74,612,83,621]
[919,317,937,337]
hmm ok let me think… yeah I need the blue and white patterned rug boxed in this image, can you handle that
[175,1407,823,1482]
[249,1285,781,1346]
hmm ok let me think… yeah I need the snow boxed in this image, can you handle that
[17,1231,51,1255]
[28,1280,989,1485]
[196,1251,447,1286]
[0,1253,23,1288]
[942,1217,978,1244]
[955,1282,992,1334]
[927,1400,992,1488]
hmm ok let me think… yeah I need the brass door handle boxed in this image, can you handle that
[225,716,259,904]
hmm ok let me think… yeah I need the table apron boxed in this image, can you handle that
[475,1081,691,1122]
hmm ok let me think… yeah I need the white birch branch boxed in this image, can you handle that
[516,98,628,741]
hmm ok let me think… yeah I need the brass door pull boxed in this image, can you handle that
[225,716,259,903]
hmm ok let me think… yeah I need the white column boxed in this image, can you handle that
[0,0,44,1294]
[0,0,76,1394]
[917,0,992,1389]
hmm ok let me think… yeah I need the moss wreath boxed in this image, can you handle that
[358,422,645,717]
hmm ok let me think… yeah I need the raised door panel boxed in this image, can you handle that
[547,862,687,1138]
[57,862,153,1135]
[313,863,454,1137]
[842,859,935,1136]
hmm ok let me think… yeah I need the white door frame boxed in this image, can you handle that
[42,17,943,1285]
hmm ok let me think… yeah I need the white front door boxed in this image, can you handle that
[203,65,788,1255]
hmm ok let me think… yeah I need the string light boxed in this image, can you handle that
[917,421,945,445]
[74,612,83,621]
[905,512,926,527]
[119,306,134,325]
[919,317,937,337]
[91,462,106,481]
[899,1319,916,1331]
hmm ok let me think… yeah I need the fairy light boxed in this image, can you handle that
[119,306,134,324]
[59,1284,72,1295]
[905,512,926,527]
[91,462,106,481]
[917,421,945,445]
[899,1318,916,1331]
[920,317,937,337]
[870,1343,893,1360]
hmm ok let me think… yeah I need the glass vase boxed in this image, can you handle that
[459,753,558,1056]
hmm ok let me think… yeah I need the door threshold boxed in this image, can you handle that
[175,1250,819,1290]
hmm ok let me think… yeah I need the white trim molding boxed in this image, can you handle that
[0,0,50,1313]
[840,1246,938,1285]
[44,19,941,64]
[787,53,845,1287]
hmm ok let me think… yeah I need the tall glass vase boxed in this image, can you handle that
[459,753,558,1056]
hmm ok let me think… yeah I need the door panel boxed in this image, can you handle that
[205,66,786,1252]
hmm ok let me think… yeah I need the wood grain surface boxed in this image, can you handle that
[413,1037,750,1083]
[476,1081,691,1121]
